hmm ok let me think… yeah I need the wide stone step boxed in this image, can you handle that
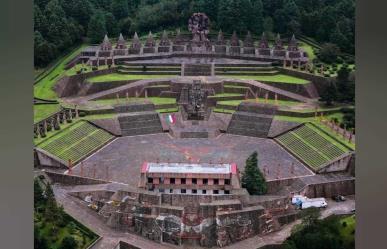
[123,62,181,67]
[215,71,278,76]
[215,67,275,71]
[232,113,274,123]
[119,119,161,128]
[119,66,181,71]
[117,70,180,75]
[228,120,272,130]
[121,126,163,136]
[227,127,269,137]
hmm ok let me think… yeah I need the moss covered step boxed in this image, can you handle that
[37,121,114,163]
[215,71,279,76]
[117,70,180,75]
[118,66,181,71]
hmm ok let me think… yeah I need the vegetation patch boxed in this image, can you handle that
[87,73,176,83]
[34,104,61,123]
[37,120,114,163]
[223,74,309,84]
[34,45,87,100]
[34,179,98,249]
[217,99,299,106]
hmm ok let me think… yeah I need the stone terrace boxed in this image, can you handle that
[71,133,313,187]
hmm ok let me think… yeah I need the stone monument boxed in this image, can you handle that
[178,80,209,120]
[187,13,211,53]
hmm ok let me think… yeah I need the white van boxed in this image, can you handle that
[301,198,328,209]
[291,195,308,204]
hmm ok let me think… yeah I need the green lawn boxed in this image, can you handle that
[91,97,176,105]
[223,74,309,84]
[217,99,299,106]
[65,64,111,76]
[87,73,176,83]
[34,104,61,123]
[211,93,244,97]
[299,42,316,60]
[34,45,87,100]
[339,215,356,248]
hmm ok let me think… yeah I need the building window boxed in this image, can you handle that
[192,189,197,194]
[225,190,230,194]
[214,179,219,185]
[203,179,208,185]
[225,179,230,185]
[202,189,207,194]
[170,178,175,184]
[181,178,186,184]
[213,190,219,194]
[181,189,186,194]
[147,177,153,183]
[169,189,173,193]
[192,178,197,184]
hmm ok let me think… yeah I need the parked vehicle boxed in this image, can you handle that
[301,198,328,209]
[332,195,346,202]
[291,195,308,204]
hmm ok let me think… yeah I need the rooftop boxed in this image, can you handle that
[143,162,237,174]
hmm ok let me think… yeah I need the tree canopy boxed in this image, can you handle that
[241,151,267,195]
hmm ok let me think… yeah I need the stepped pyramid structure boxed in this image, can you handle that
[243,31,255,54]
[129,32,142,54]
[287,34,302,58]
[258,32,271,56]
[230,31,241,54]
[158,30,171,52]
[273,33,286,57]
[227,102,277,138]
[100,34,112,51]
[116,103,163,136]
[115,33,127,49]
[158,30,171,46]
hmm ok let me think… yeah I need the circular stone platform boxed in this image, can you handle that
[71,133,314,187]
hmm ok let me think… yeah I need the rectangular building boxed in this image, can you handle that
[139,162,241,195]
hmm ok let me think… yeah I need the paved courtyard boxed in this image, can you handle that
[71,133,313,186]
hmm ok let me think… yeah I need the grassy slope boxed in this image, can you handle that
[217,99,299,106]
[91,97,176,105]
[339,215,356,247]
[34,104,61,123]
[223,74,309,84]
[34,45,87,100]
[87,73,176,83]
[274,116,355,150]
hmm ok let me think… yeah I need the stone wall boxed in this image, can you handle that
[35,148,67,169]
[54,68,117,97]
[303,178,355,198]
[44,171,110,185]
[277,67,334,95]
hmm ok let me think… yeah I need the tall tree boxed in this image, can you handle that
[250,0,264,34]
[87,10,107,43]
[111,0,129,20]
[105,12,119,36]
[241,151,267,195]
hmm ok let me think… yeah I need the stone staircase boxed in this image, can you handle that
[117,62,181,75]
[227,102,277,138]
[215,63,278,76]
[115,103,163,136]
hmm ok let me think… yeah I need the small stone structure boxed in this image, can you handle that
[129,32,142,54]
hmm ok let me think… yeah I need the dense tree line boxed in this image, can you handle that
[34,0,355,67]
[282,208,355,249]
